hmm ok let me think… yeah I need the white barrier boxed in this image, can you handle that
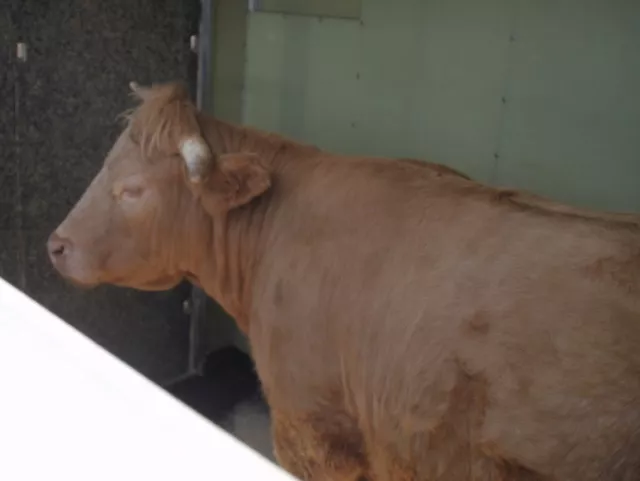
[0,278,295,481]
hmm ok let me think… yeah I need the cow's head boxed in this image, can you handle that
[47,81,270,290]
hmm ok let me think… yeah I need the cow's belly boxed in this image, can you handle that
[251,301,640,481]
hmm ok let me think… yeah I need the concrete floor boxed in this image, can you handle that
[166,347,275,463]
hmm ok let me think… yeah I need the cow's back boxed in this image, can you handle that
[249,154,640,481]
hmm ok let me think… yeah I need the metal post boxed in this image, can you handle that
[196,0,213,113]
[188,0,214,375]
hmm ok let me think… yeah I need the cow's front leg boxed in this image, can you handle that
[271,409,368,481]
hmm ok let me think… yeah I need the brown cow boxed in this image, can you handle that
[48,81,640,481]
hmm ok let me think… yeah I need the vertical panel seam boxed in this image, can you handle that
[489,0,522,185]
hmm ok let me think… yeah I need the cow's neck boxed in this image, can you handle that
[187,115,313,330]
[189,207,263,332]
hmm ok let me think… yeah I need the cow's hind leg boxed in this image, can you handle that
[271,409,368,481]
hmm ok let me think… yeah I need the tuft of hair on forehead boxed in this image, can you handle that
[124,81,202,162]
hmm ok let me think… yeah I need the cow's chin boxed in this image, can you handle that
[54,260,183,292]
[60,274,101,290]
[52,264,102,290]
[112,273,184,292]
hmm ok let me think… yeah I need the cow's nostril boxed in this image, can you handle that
[47,233,71,260]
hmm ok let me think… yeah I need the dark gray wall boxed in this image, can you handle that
[0,0,199,383]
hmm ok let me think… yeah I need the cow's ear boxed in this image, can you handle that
[193,153,271,214]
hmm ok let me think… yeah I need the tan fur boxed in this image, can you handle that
[49,81,640,481]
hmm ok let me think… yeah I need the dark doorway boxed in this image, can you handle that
[0,0,200,383]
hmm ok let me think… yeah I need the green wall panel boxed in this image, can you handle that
[244,0,512,181]
[244,13,363,152]
[211,0,249,123]
[239,0,640,212]
[495,0,640,211]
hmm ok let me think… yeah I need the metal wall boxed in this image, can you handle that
[0,0,200,383]
[242,0,640,213]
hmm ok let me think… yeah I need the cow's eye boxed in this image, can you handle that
[120,185,144,200]
[114,176,146,203]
